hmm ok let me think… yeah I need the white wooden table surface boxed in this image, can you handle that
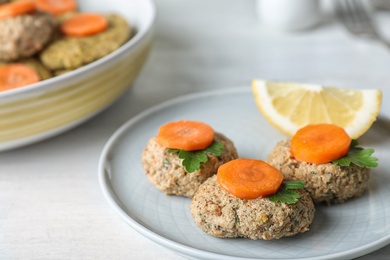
[1,0,390,259]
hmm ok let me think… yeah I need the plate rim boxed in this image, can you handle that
[98,86,390,260]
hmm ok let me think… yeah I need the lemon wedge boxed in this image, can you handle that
[251,79,382,139]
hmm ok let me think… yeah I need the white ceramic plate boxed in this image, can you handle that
[98,87,390,260]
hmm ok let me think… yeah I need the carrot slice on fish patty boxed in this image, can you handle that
[156,120,215,151]
[290,124,352,164]
[0,1,36,20]
[61,13,108,37]
[35,0,77,16]
[217,158,284,200]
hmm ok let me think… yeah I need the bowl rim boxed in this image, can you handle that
[0,0,157,101]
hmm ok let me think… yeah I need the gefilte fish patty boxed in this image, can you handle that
[267,139,370,205]
[0,12,56,61]
[40,14,131,72]
[142,133,238,198]
[190,175,315,240]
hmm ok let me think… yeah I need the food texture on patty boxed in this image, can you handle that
[142,132,238,197]
[267,124,377,205]
[40,14,131,72]
[0,12,56,61]
[268,139,370,204]
[190,174,315,240]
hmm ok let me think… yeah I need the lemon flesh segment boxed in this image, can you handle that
[251,79,382,139]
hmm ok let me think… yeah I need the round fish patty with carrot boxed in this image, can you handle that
[267,124,375,205]
[142,132,238,198]
[268,139,370,205]
[40,13,131,72]
[190,174,315,240]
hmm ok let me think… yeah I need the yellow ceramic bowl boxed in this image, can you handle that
[0,0,156,151]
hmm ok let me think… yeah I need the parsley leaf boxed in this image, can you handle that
[168,141,224,173]
[283,180,305,189]
[177,150,208,173]
[267,180,304,205]
[204,141,224,155]
[333,140,378,168]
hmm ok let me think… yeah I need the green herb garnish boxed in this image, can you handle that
[163,158,171,168]
[267,180,304,205]
[333,140,378,168]
[168,141,224,173]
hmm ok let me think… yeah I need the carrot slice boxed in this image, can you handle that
[156,120,215,151]
[217,158,284,200]
[0,0,36,20]
[35,0,77,16]
[0,64,40,92]
[290,124,352,164]
[60,13,108,37]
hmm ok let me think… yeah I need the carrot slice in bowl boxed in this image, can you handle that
[35,0,77,16]
[0,0,36,20]
[290,124,352,164]
[60,13,108,37]
[0,64,40,92]
[217,158,284,200]
[156,120,215,151]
